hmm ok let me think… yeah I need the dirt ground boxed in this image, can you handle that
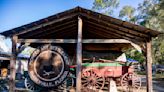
[14,75,164,92]
[116,75,164,92]
[82,75,164,92]
[140,76,164,92]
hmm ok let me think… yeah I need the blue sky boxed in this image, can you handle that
[0,0,143,32]
[0,0,143,48]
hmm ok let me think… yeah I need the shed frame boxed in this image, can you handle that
[0,7,160,92]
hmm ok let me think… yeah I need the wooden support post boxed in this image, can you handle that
[146,41,153,92]
[76,16,82,92]
[9,35,17,92]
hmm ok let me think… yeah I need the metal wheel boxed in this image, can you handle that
[25,78,41,92]
[121,73,141,92]
[82,68,105,91]
[55,73,75,91]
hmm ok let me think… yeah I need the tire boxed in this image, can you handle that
[28,45,70,88]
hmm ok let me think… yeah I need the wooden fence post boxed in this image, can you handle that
[146,40,153,92]
[9,35,17,92]
[76,16,82,92]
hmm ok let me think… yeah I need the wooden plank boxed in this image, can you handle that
[16,13,78,36]
[46,27,77,38]
[83,39,131,43]
[34,23,77,38]
[18,39,76,43]
[85,20,146,42]
[84,29,118,39]
[87,24,142,45]
[81,11,152,35]
[9,35,17,92]
[18,39,132,44]
[76,16,82,92]
[146,40,153,92]
[86,27,118,39]
[23,20,77,37]
[89,26,133,40]
[81,13,149,38]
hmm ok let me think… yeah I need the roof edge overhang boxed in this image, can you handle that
[0,6,161,39]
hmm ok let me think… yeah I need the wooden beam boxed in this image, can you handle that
[76,16,82,92]
[18,39,76,43]
[16,13,78,36]
[35,24,77,38]
[146,40,153,92]
[87,24,142,45]
[9,35,17,92]
[87,28,118,39]
[83,39,131,43]
[18,39,132,44]
[81,12,151,36]
[81,13,149,38]
[85,20,145,42]
[24,20,77,38]
[89,26,135,41]
[85,30,118,39]
[37,27,77,39]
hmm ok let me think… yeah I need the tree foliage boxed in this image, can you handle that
[92,0,119,15]
[125,48,145,64]
[119,6,136,22]
[92,0,164,64]
[137,0,164,64]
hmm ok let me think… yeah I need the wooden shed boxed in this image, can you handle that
[0,7,160,92]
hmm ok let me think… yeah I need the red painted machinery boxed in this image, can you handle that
[81,60,141,92]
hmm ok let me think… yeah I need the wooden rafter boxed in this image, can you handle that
[22,20,77,38]
[87,23,144,44]
[80,8,159,36]
[88,28,121,39]
[35,24,77,38]
[85,21,146,42]
[81,13,148,37]
[16,13,78,36]
[47,27,77,38]
[84,29,118,39]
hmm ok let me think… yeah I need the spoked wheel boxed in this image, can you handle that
[82,68,105,92]
[121,73,141,92]
[55,73,75,91]
[25,78,42,92]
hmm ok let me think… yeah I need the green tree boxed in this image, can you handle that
[119,5,136,22]
[92,0,119,16]
[125,48,145,64]
[118,6,145,64]
[119,0,164,64]
[92,0,164,64]
[137,0,164,64]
